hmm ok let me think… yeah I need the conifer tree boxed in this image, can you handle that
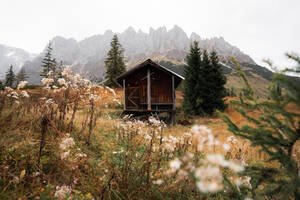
[5,65,16,88]
[205,50,227,113]
[0,80,4,90]
[221,56,300,199]
[16,67,29,84]
[40,42,57,78]
[183,41,204,116]
[183,42,227,116]
[104,34,126,87]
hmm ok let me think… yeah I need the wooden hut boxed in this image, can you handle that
[116,59,184,124]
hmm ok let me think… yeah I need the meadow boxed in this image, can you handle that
[0,67,299,200]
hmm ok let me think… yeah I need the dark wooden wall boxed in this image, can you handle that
[124,65,173,110]
[149,67,172,104]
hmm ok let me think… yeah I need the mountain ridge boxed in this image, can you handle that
[2,25,293,94]
[16,25,256,83]
[1,25,299,98]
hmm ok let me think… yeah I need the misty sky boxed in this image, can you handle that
[0,0,299,69]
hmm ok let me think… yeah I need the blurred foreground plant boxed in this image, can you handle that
[221,55,300,199]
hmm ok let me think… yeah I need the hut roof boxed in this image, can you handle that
[116,59,185,87]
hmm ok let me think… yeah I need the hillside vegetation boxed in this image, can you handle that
[158,59,300,98]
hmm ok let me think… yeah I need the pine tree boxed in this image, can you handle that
[40,42,57,78]
[221,56,300,199]
[16,67,29,84]
[5,65,16,88]
[183,42,227,116]
[206,50,227,112]
[183,41,204,116]
[0,80,4,90]
[104,34,126,87]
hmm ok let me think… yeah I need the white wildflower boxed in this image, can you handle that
[191,125,212,135]
[21,91,30,98]
[191,125,219,151]
[57,78,66,86]
[164,142,175,152]
[17,81,28,89]
[205,154,244,172]
[59,136,75,151]
[89,94,99,101]
[234,176,251,188]
[144,134,152,141]
[153,179,163,185]
[170,158,182,172]
[223,143,230,151]
[32,172,41,177]
[148,116,165,127]
[196,180,223,193]
[5,87,13,92]
[228,161,244,172]
[82,79,91,87]
[54,185,72,200]
[11,91,19,99]
[60,150,70,160]
[41,78,54,86]
[227,136,237,144]
[75,153,87,158]
[195,166,221,180]
[206,154,228,166]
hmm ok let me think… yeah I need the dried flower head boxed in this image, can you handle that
[17,81,28,89]
[54,185,72,200]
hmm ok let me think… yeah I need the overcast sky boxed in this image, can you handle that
[0,0,299,69]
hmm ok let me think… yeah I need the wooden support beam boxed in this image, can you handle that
[147,68,151,111]
[171,112,176,126]
[123,79,126,110]
[140,72,154,80]
[172,75,175,110]
[171,76,176,125]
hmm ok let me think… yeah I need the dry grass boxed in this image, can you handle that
[24,88,295,165]
[1,84,299,199]
[79,91,273,164]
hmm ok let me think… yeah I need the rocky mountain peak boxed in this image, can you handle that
[2,25,257,83]
[190,32,202,43]
[103,29,114,36]
[124,26,136,34]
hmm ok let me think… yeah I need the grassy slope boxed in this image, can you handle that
[1,88,298,199]
[158,59,300,98]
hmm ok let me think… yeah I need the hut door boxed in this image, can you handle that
[126,86,140,109]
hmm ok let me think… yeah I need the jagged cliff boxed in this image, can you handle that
[19,25,255,84]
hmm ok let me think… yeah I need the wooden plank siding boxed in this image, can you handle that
[147,68,151,110]
[116,59,184,113]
